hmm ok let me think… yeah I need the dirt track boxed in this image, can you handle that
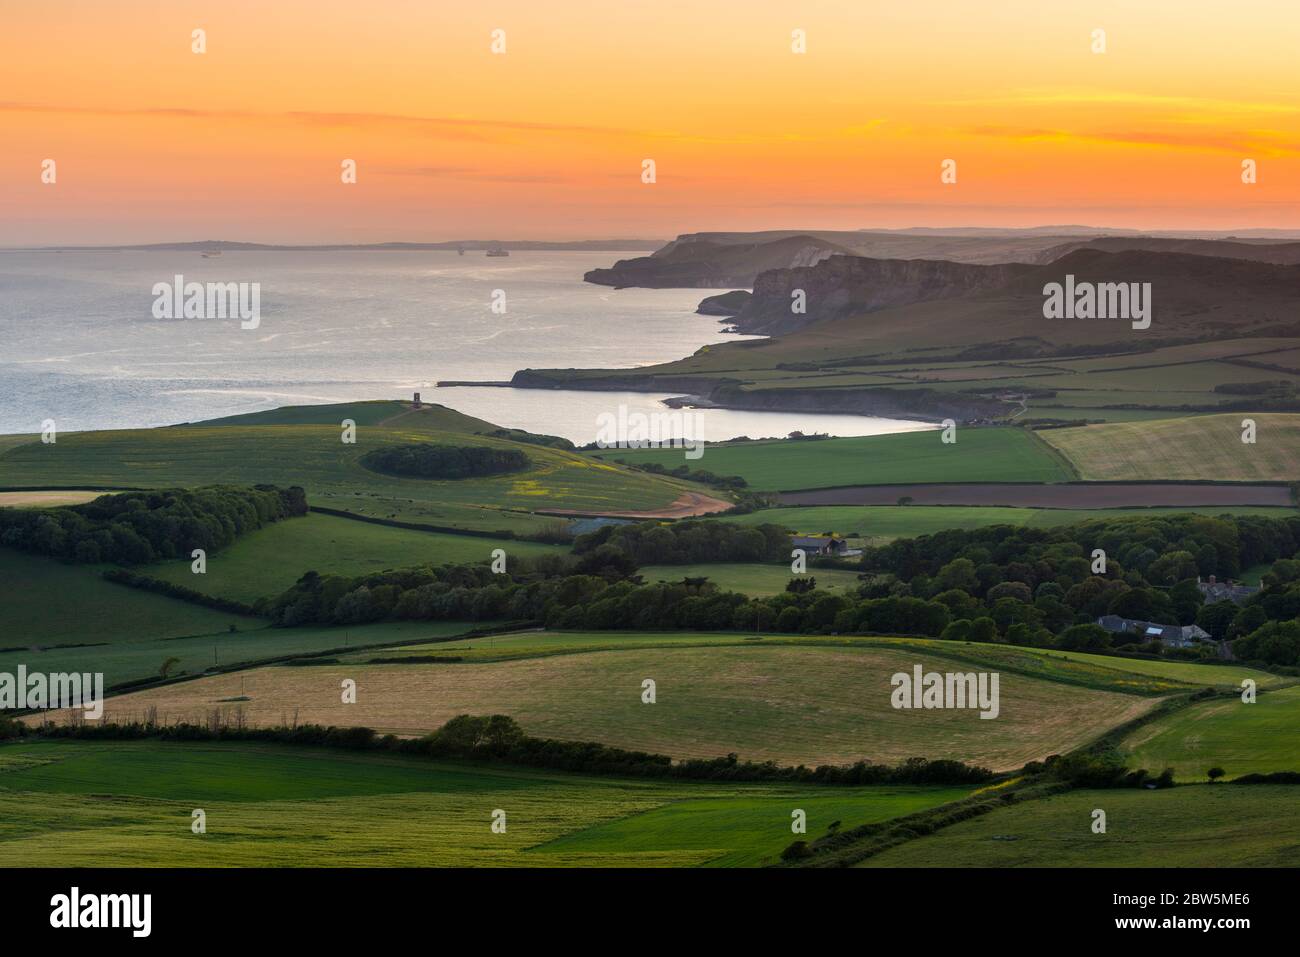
[539,491,733,519]
[779,483,1295,508]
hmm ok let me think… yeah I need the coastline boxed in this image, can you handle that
[438,370,1002,425]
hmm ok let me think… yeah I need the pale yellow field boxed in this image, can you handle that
[52,646,1159,771]
[1041,413,1300,482]
[0,490,105,507]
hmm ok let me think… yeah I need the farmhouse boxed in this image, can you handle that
[790,535,861,558]
[1096,615,1210,648]
[1196,575,1258,605]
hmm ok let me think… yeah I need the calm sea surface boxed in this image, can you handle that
[0,250,932,443]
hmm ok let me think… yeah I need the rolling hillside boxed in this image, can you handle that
[0,740,969,868]
[593,428,1075,491]
[0,400,713,530]
[60,639,1160,771]
[1041,413,1300,482]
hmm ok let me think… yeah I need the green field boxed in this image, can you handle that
[346,631,1240,697]
[534,785,969,867]
[188,400,496,431]
[1006,647,1290,692]
[1042,413,1300,482]
[594,428,1076,491]
[86,640,1158,769]
[717,504,1298,541]
[0,546,259,646]
[638,563,863,596]
[0,740,967,867]
[1120,685,1300,781]
[0,533,495,688]
[147,512,564,605]
[2,612,481,691]
[0,400,705,531]
[859,784,1300,867]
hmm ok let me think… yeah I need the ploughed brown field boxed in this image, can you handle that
[43,645,1160,772]
[779,483,1294,508]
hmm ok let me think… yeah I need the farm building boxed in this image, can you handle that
[1196,575,1258,605]
[790,535,861,558]
[1096,615,1210,648]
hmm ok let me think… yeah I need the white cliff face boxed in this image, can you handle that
[586,235,858,288]
[787,245,838,269]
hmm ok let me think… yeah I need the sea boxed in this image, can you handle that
[0,249,933,444]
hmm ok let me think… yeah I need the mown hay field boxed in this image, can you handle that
[1041,413,1300,481]
[66,644,1159,771]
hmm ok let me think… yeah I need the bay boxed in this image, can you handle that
[0,250,931,443]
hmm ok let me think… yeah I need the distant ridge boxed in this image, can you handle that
[7,239,667,253]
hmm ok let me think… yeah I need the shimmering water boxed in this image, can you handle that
[0,250,931,443]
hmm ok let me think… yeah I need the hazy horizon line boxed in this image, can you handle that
[8,224,1300,252]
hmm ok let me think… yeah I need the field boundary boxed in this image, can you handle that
[1021,427,1083,481]
[308,505,524,539]
[778,482,1295,508]
[361,631,1205,697]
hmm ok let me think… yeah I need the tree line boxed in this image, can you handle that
[0,485,307,565]
[854,513,1300,666]
[16,714,992,786]
[256,512,1300,669]
[573,519,790,565]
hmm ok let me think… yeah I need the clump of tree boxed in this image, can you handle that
[0,485,307,565]
[573,519,788,565]
[359,443,530,479]
[258,554,953,639]
[853,513,1300,664]
[1030,751,1174,790]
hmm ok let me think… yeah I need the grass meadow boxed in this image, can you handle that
[1042,413,1300,482]
[1120,684,1300,781]
[0,740,969,867]
[859,784,1300,868]
[66,641,1159,770]
[147,512,564,605]
[592,427,1077,491]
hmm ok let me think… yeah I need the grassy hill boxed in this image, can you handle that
[187,400,496,431]
[1120,685,1300,781]
[74,639,1159,770]
[146,512,565,605]
[0,562,479,690]
[858,784,1299,867]
[594,428,1076,491]
[356,632,1267,693]
[0,401,708,531]
[0,547,259,646]
[1041,413,1300,482]
[518,249,1300,434]
[0,740,968,867]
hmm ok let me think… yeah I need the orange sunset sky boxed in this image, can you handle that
[3,0,1299,244]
